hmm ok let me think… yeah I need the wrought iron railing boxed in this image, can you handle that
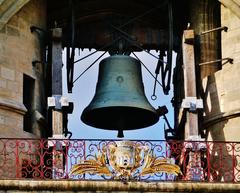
[0,138,239,182]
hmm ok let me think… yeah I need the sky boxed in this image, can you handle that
[62,49,175,140]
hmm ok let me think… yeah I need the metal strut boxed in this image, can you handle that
[199,57,233,66]
[66,0,75,93]
[152,0,174,98]
[165,0,173,95]
[200,26,228,35]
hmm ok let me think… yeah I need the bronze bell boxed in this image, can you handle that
[81,55,159,137]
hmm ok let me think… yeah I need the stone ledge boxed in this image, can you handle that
[0,97,27,115]
[204,108,240,128]
[0,180,239,193]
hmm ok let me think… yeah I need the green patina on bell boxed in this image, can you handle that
[81,55,159,137]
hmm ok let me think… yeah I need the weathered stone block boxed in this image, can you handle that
[8,14,19,28]
[7,81,19,92]
[0,67,15,81]
[6,26,20,36]
[0,79,7,88]
[0,115,5,124]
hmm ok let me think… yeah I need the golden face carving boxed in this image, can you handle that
[70,141,182,180]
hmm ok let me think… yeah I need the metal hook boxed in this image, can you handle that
[151,94,157,100]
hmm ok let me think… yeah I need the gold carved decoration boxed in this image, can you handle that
[70,141,182,180]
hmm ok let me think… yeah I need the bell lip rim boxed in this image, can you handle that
[79,122,160,131]
[80,106,160,130]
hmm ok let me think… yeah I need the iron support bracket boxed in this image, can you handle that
[200,26,228,35]
[181,97,203,112]
[30,25,48,35]
[199,57,233,66]
[47,95,69,110]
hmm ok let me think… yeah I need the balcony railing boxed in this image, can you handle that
[0,138,239,182]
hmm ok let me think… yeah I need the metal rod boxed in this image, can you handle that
[69,0,75,91]
[133,52,163,87]
[163,114,172,130]
[104,1,168,38]
[30,26,48,34]
[151,74,158,100]
[73,51,107,84]
[119,33,168,64]
[199,57,233,66]
[110,24,137,41]
[142,47,164,62]
[200,26,228,35]
[74,49,99,64]
[108,23,168,63]
[73,37,121,64]
[72,2,169,65]
[165,0,173,95]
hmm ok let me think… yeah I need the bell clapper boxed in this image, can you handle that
[117,129,124,138]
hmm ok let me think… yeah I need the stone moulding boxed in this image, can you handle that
[0,0,31,30]
[0,97,27,115]
[0,180,240,193]
[203,108,240,128]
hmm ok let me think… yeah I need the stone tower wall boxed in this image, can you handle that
[0,0,47,138]
[204,4,240,142]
